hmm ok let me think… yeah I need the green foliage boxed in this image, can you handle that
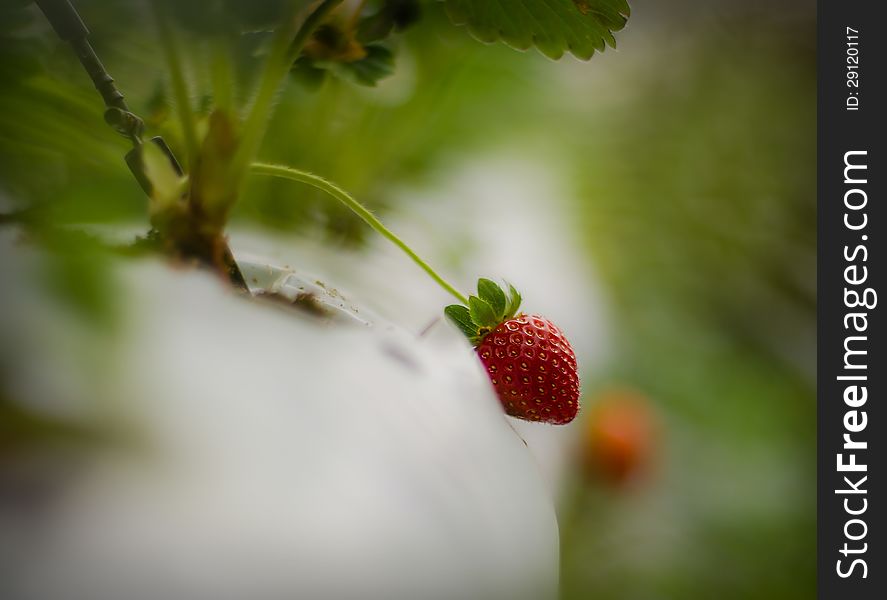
[290,56,330,90]
[444,304,478,338]
[0,392,106,454]
[445,279,522,344]
[557,12,816,600]
[477,277,506,317]
[161,0,311,35]
[505,283,521,317]
[467,294,497,328]
[336,45,395,86]
[442,0,630,59]
[572,23,815,382]
[298,40,396,88]
[0,0,45,82]
[0,3,817,599]
[358,0,423,43]
[287,1,419,89]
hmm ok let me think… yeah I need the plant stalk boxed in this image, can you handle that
[151,1,199,165]
[230,0,344,188]
[251,162,469,305]
[210,35,234,113]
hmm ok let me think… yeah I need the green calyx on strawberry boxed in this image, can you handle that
[445,279,580,425]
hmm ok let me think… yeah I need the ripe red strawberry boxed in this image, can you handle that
[445,279,580,424]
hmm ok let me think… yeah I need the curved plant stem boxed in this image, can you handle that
[230,0,344,188]
[286,0,343,63]
[251,162,469,305]
[151,1,199,165]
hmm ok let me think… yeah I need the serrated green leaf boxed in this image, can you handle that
[444,304,478,339]
[468,295,499,329]
[505,282,522,318]
[442,0,630,60]
[477,278,507,319]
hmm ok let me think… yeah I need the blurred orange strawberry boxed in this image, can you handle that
[582,387,659,485]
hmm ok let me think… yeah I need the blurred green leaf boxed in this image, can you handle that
[336,44,395,86]
[357,0,423,43]
[442,0,629,59]
[290,55,329,89]
[0,394,105,454]
[161,0,311,35]
[36,229,120,328]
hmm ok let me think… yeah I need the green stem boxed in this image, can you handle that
[229,7,298,180]
[347,0,369,30]
[151,1,199,165]
[251,162,469,305]
[229,0,344,187]
[285,0,343,64]
[210,35,234,113]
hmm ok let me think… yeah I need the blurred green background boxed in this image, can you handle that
[1,0,815,598]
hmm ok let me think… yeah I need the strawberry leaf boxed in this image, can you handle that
[505,282,522,318]
[337,45,395,87]
[477,278,506,319]
[444,304,478,339]
[468,295,498,329]
[442,0,630,61]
